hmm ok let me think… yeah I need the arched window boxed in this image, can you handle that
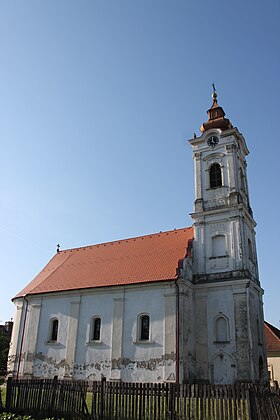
[240,168,246,192]
[139,314,150,341]
[248,238,253,261]
[50,318,59,342]
[210,164,222,188]
[212,235,226,257]
[214,315,229,343]
[91,317,101,341]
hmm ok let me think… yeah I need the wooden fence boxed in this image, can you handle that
[4,377,280,419]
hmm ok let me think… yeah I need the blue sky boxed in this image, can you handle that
[0,1,279,327]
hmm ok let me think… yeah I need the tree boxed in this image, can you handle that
[0,329,10,380]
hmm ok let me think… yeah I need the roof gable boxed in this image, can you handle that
[265,321,280,352]
[15,227,194,298]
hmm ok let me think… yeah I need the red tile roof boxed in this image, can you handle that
[15,227,194,298]
[264,321,280,352]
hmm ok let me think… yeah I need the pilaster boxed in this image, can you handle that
[110,298,125,380]
[22,302,42,376]
[163,293,176,381]
[64,299,81,378]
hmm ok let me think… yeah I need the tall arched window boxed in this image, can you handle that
[210,163,222,188]
[50,318,59,342]
[91,317,101,341]
[214,314,229,343]
[240,168,246,192]
[139,314,150,341]
[248,238,253,261]
[212,235,226,257]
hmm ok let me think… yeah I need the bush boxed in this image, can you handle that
[0,415,33,420]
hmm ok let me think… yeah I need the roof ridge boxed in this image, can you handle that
[60,226,193,253]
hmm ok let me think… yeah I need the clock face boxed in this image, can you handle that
[207,135,219,147]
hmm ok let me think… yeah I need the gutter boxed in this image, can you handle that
[16,294,28,379]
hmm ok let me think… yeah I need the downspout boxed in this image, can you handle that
[246,283,254,382]
[16,294,28,379]
[175,280,180,384]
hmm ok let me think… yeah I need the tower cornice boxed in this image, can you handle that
[189,127,249,157]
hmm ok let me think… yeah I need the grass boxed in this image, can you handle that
[0,385,6,410]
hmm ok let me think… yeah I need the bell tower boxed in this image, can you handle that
[188,87,267,384]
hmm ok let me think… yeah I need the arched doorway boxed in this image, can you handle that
[211,352,236,384]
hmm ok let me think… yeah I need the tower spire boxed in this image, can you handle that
[200,85,232,133]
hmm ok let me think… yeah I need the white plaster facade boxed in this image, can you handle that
[267,355,280,385]
[8,95,268,384]
[189,121,267,383]
[9,283,178,382]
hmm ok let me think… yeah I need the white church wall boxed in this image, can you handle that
[178,280,196,383]
[74,290,116,380]
[120,284,176,382]
[32,295,71,378]
[7,300,24,376]
[206,287,236,384]
[15,282,177,382]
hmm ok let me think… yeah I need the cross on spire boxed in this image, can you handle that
[212,82,218,102]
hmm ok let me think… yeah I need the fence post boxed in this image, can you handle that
[100,376,106,418]
[168,383,175,420]
[5,377,12,412]
[246,389,252,420]
[247,388,259,420]
[49,376,58,418]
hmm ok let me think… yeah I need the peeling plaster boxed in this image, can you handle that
[20,352,176,381]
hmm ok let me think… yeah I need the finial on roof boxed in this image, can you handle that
[57,244,60,253]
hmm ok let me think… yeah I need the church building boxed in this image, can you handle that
[8,91,267,384]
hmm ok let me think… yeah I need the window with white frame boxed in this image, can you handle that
[90,317,101,341]
[49,318,59,342]
[209,163,222,188]
[138,314,150,341]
